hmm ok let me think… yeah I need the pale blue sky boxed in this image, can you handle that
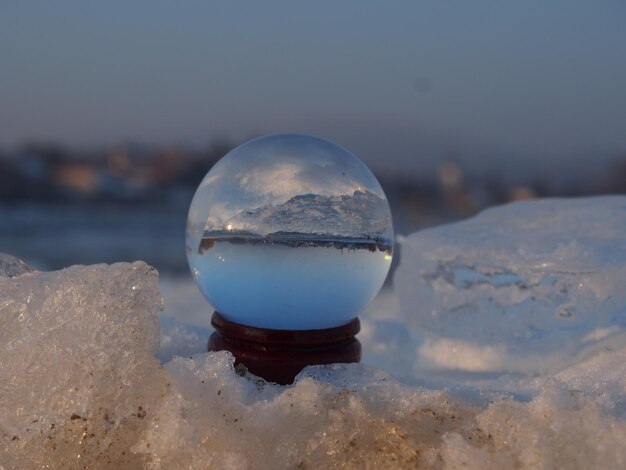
[1,1,626,176]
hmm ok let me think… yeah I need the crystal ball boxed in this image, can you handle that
[186,134,394,330]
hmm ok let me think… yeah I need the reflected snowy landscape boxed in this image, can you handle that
[2,197,626,468]
[185,134,395,331]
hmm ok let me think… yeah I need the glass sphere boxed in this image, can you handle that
[186,134,394,330]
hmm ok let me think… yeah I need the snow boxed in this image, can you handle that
[225,190,392,238]
[2,196,626,468]
[0,253,34,278]
[0,260,165,468]
[395,196,626,377]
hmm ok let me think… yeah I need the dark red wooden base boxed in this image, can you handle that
[208,312,361,385]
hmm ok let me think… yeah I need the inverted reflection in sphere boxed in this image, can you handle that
[186,134,393,330]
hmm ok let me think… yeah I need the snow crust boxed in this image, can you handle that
[2,196,626,468]
[396,196,626,376]
[0,260,165,468]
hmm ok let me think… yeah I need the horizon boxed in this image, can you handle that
[1,133,621,185]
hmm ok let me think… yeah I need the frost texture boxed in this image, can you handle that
[0,258,166,469]
[132,353,626,469]
[395,196,626,375]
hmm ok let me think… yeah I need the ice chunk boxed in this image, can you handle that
[0,258,166,468]
[395,196,626,376]
[0,253,34,278]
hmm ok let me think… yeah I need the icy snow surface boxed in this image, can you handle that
[395,196,626,377]
[2,197,626,468]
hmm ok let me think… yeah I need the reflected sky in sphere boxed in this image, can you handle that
[186,134,394,329]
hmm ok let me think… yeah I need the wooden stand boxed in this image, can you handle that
[208,312,361,385]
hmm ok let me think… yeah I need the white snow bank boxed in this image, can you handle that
[2,196,626,468]
[395,196,626,376]
[0,254,166,468]
[134,352,626,469]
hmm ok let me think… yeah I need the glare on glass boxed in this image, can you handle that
[186,134,393,330]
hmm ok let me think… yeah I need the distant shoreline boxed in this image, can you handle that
[198,232,392,254]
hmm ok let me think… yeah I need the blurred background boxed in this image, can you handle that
[1,1,626,275]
